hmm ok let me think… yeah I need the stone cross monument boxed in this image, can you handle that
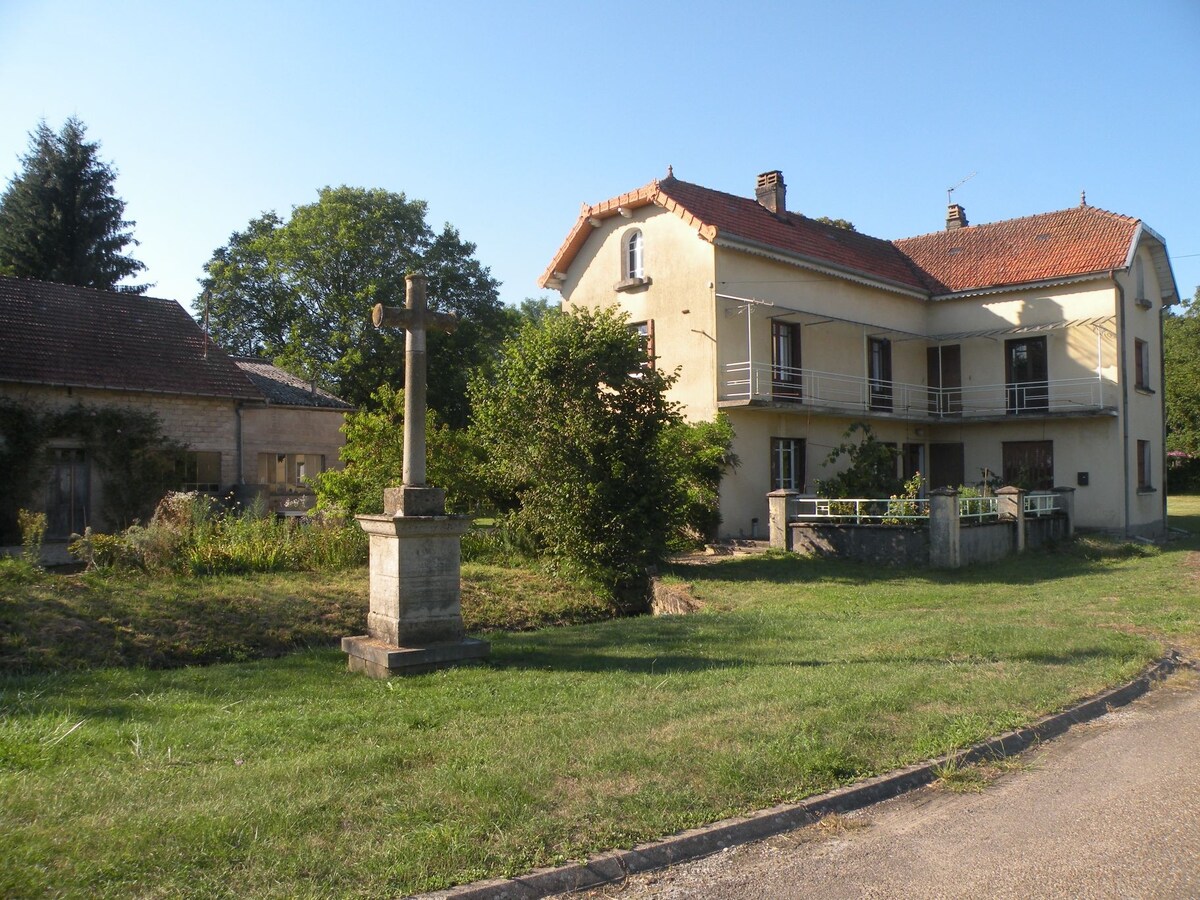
[341,273,490,677]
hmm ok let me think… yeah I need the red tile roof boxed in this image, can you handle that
[895,206,1140,294]
[541,176,1144,298]
[657,177,928,291]
[0,276,262,400]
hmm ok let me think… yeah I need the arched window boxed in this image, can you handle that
[624,229,644,280]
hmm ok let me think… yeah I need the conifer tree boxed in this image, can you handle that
[0,117,146,292]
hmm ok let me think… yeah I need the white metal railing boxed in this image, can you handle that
[959,496,999,523]
[790,493,1059,525]
[791,496,930,525]
[722,362,1114,419]
[1024,493,1059,517]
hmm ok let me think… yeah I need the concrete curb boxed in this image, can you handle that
[416,652,1183,900]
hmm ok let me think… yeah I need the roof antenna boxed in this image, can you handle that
[947,171,976,205]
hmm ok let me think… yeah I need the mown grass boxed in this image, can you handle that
[0,501,1197,898]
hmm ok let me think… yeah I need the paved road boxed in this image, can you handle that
[569,670,1200,900]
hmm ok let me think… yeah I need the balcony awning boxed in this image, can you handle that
[928,315,1116,343]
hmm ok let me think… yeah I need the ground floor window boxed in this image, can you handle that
[175,451,221,492]
[1137,440,1153,491]
[1002,440,1054,490]
[928,443,965,489]
[770,438,805,491]
[257,453,325,494]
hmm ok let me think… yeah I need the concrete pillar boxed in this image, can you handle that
[1053,487,1076,538]
[997,485,1026,552]
[768,489,798,550]
[929,487,960,568]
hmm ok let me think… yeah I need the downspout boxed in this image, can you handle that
[1113,271,1130,536]
[235,402,245,485]
[1159,298,1168,532]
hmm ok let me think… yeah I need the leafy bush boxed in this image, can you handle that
[469,307,682,602]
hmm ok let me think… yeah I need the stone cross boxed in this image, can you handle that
[372,273,458,514]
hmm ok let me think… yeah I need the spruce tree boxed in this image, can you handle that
[0,117,146,292]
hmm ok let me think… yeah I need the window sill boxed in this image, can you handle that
[614,276,652,293]
[1137,486,1157,495]
[1134,386,1155,396]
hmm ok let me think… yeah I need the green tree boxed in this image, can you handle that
[311,384,478,516]
[1165,286,1200,457]
[0,117,146,292]
[200,186,506,423]
[469,308,682,595]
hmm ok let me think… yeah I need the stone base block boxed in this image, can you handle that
[341,634,490,678]
[383,486,446,517]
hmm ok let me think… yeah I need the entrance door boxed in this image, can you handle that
[927,345,962,415]
[46,448,89,539]
[1005,336,1048,413]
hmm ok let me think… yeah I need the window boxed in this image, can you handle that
[1138,440,1153,491]
[1002,440,1053,490]
[770,438,805,491]
[176,451,221,492]
[1005,336,1048,413]
[628,320,654,362]
[771,320,802,399]
[257,453,325,493]
[1135,338,1151,391]
[868,337,892,411]
[624,229,644,280]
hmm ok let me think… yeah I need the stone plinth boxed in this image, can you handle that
[343,513,489,677]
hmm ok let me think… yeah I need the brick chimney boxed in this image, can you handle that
[756,170,786,215]
[946,203,969,230]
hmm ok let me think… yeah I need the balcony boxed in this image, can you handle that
[720,362,1117,421]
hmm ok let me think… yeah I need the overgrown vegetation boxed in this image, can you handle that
[68,492,366,577]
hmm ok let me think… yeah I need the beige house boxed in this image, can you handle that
[0,276,350,545]
[541,170,1179,538]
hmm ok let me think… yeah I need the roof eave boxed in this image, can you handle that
[929,270,1119,302]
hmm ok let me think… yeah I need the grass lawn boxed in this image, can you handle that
[1,500,1198,897]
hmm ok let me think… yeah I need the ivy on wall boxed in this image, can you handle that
[0,399,185,543]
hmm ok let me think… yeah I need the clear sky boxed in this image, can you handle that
[2,0,1198,315]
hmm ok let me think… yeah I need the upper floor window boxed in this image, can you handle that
[624,229,644,280]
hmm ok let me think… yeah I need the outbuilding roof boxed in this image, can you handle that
[233,358,353,410]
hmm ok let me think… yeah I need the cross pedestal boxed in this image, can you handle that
[341,273,489,677]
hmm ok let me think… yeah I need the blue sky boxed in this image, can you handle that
[2,0,1198,314]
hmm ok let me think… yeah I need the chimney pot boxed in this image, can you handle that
[946,203,969,230]
[755,170,786,215]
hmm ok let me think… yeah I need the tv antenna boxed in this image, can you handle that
[947,171,977,205]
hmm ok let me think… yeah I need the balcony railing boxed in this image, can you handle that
[722,362,1115,419]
